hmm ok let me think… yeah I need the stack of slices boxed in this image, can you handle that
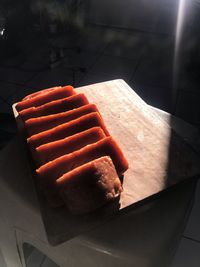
[16,85,129,214]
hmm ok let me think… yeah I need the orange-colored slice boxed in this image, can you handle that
[36,127,106,165]
[23,86,61,100]
[19,93,89,121]
[37,136,128,189]
[28,112,110,150]
[16,85,75,111]
[25,104,99,136]
[56,156,122,214]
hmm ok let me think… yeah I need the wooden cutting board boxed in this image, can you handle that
[13,79,200,246]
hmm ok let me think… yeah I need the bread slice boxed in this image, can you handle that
[28,112,110,149]
[37,136,128,190]
[35,127,106,165]
[23,86,61,100]
[16,85,75,111]
[56,156,123,214]
[25,103,99,136]
[19,93,89,121]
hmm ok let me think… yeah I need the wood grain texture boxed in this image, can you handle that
[13,79,200,246]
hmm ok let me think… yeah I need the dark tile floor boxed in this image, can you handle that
[0,2,200,266]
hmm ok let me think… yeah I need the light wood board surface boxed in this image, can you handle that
[13,79,200,246]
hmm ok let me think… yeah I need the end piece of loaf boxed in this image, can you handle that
[56,156,122,214]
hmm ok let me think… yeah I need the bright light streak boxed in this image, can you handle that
[175,0,187,51]
[0,29,5,36]
[173,0,187,113]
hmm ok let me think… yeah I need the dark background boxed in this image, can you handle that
[0,0,199,146]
